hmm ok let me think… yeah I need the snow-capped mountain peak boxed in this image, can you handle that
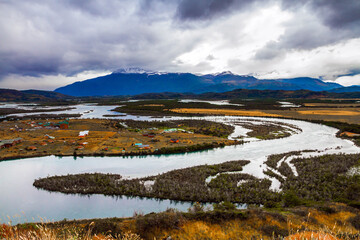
[113,67,173,75]
[114,67,152,74]
[211,71,234,76]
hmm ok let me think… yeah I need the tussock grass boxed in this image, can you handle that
[0,221,142,240]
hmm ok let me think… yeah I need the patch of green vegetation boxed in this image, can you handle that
[34,160,281,204]
[264,153,360,207]
[108,119,235,138]
[112,99,251,116]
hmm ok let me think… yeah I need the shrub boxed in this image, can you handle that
[283,190,302,207]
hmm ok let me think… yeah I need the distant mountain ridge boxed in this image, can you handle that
[328,85,360,93]
[131,89,360,100]
[54,69,351,97]
[0,89,72,102]
[1,87,360,103]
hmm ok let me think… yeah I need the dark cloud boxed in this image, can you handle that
[281,0,360,33]
[175,0,255,20]
[0,0,191,78]
[298,0,360,29]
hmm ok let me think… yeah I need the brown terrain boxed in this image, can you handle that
[0,119,235,160]
[171,106,360,124]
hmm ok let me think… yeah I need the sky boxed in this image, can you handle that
[1,0,360,90]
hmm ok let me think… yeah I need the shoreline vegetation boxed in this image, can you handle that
[0,141,239,162]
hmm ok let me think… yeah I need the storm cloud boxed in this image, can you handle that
[0,0,359,89]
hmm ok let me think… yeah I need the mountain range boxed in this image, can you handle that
[1,87,360,102]
[55,68,359,97]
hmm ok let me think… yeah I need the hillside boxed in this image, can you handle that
[329,85,360,93]
[132,89,360,100]
[0,89,73,102]
[55,69,345,97]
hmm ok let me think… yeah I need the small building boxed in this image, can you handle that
[27,146,37,151]
[137,144,150,149]
[45,134,55,139]
[170,139,179,143]
[1,140,14,148]
[0,138,22,148]
[56,120,69,129]
[79,130,89,137]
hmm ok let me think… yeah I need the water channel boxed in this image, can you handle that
[1,104,359,223]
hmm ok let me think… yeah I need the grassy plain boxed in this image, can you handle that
[0,119,235,160]
[114,99,360,124]
[170,108,282,117]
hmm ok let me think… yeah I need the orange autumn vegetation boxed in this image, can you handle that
[285,232,340,240]
[297,110,360,116]
[140,204,359,240]
[170,108,281,117]
[1,204,359,240]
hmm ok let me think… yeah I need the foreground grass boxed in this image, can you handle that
[1,203,360,240]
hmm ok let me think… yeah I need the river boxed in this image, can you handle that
[0,103,359,224]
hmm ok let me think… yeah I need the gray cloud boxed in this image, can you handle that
[176,0,236,20]
[0,0,189,78]
[1,0,360,89]
[254,41,286,60]
[255,0,360,61]
[294,0,360,29]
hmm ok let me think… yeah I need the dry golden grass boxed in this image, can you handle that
[148,204,359,240]
[142,104,165,107]
[304,103,360,107]
[2,204,359,240]
[0,222,142,240]
[297,110,360,116]
[285,231,340,240]
[170,108,282,117]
